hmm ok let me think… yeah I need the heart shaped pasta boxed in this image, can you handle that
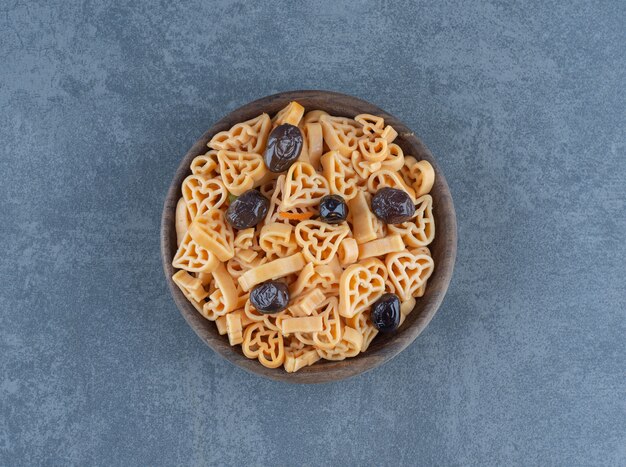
[259,223,299,259]
[401,156,435,197]
[346,310,378,352]
[387,195,435,247]
[242,322,285,369]
[208,113,271,154]
[355,114,397,143]
[217,150,268,196]
[379,143,405,172]
[293,296,343,350]
[190,150,220,177]
[338,258,388,318]
[172,270,208,314]
[172,231,219,273]
[289,262,341,298]
[385,250,434,301]
[358,137,389,163]
[295,220,350,265]
[321,150,361,201]
[281,161,329,210]
[284,337,320,373]
[187,209,235,262]
[181,174,228,219]
[320,115,364,157]
[351,150,382,180]
[366,169,417,203]
[316,325,363,360]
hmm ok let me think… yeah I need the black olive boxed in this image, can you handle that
[319,194,348,224]
[225,189,269,230]
[250,281,290,314]
[370,293,401,332]
[263,124,303,173]
[371,187,415,224]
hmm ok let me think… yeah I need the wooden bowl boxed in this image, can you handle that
[161,90,457,383]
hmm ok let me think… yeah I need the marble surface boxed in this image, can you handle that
[1,1,624,465]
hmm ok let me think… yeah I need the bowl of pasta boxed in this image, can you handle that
[161,90,457,383]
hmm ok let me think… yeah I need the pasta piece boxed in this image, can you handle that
[401,157,435,197]
[259,223,299,259]
[281,161,329,210]
[281,315,324,334]
[190,150,220,177]
[346,310,378,352]
[338,258,387,318]
[181,174,228,218]
[215,315,228,335]
[294,220,350,265]
[348,190,379,244]
[216,150,268,196]
[288,288,326,316]
[172,231,220,273]
[175,197,191,247]
[398,296,417,327]
[272,101,305,127]
[238,253,306,292]
[303,122,324,170]
[351,150,382,180]
[293,296,342,350]
[226,312,244,345]
[211,263,240,313]
[289,262,341,298]
[379,143,404,172]
[172,270,209,313]
[316,325,363,361]
[320,115,363,157]
[358,137,388,163]
[385,250,434,301]
[355,114,397,143]
[366,169,417,203]
[187,209,234,262]
[242,322,285,369]
[302,110,329,125]
[358,234,405,260]
[387,195,435,247]
[321,150,360,201]
[208,113,271,154]
[337,238,359,267]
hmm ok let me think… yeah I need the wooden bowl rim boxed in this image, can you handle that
[161,90,457,383]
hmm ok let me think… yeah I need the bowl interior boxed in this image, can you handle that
[161,90,457,383]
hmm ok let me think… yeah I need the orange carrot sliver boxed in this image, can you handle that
[279,211,314,220]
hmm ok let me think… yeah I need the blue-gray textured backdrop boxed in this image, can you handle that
[1,1,625,466]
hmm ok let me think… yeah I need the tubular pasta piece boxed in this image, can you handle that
[187,209,234,262]
[238,253,306,292]
[348,190,379,244]
[226,312,243,345]
[337,238,359,267]
[281,315,324,334]
[358,234,405,260]
[211,262,240,313]
[304,122,324,170]
[288,288,326,316]
[175,197,191,247]
[272,101,305,127]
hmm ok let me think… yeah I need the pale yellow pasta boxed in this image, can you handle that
[171,101,437,372]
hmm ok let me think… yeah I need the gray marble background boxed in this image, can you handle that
[1,1,624,465]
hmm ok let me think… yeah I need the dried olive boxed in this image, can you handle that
[370,293,401,332]
[371,187,415,224]
[319,194,348,224]
[263,124,303,173]
[225,189,269,230]
[250,281,290,314]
